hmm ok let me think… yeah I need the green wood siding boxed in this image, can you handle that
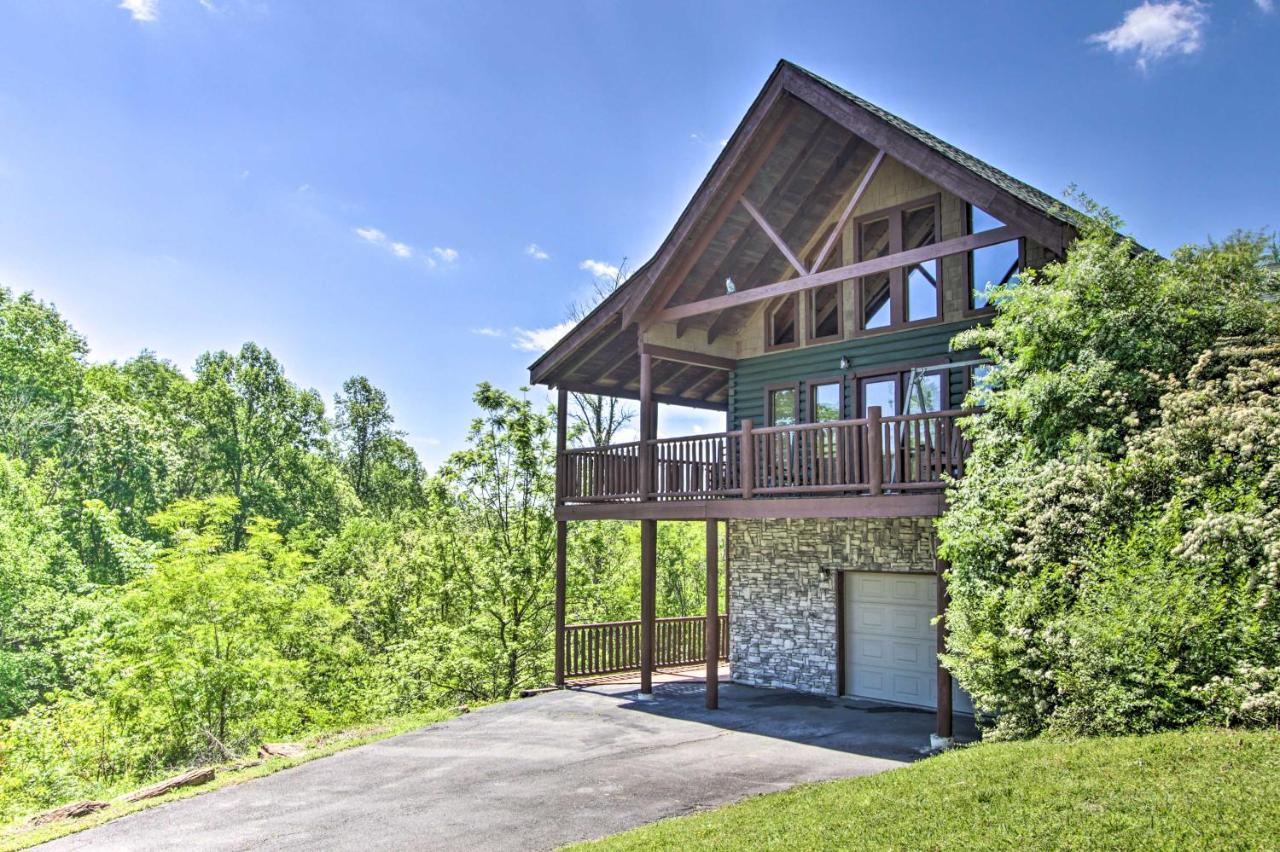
[728,319,981,428]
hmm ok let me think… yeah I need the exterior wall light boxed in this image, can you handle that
[839,355,851,371]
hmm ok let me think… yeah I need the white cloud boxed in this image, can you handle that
[354,226,452,267]
[1257,0,1274,11]
[120,0,159,22]
[525,243,550,261]
[579,259,621,281]
[1090,1,1208,69]
[355,226,387,245]
[471,327,504,338]
[512,321,575,353]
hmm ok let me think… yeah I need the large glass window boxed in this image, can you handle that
[903,203,940,322]
[858,217,891,329]
[857,198,942,330]
[969,205,1021,310]
[767,296,798,350]
[810,381,843,422]
[809,284,842,341]
[903,371,944,414]
[859,377,897,418]
[767,387,797,427]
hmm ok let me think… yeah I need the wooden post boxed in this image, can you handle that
[705,519,720,709]
[640,518,657,695]
[936,558,954,741]
[639,353,654,502]
[740,419,754,499]
[554,388,568,688]
[867,405,883,496]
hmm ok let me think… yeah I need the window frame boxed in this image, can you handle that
[854,365,951,418]
[853,194,944,334]
[763,294,801,353]
[964,203,1025,316]
[806,375,846,423]
[764,382,801,427]
[805,283,844,345]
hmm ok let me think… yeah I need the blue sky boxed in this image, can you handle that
[1,1,1276,468]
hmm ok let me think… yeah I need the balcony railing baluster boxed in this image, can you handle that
[558,409,976,504]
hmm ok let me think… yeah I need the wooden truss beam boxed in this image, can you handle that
[707,134,866,343]
[657,225,1022,323]
[675,119,837,340]
[810,148,885,272]
[739,197,807,277]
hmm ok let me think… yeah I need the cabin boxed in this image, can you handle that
[529,60,1082,743]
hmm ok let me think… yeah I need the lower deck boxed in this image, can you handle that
[554,514,966,741]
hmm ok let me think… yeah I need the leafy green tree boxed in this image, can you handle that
[0,456,83,719]
[334,376,425,514]
[93,498,355,764]
[0,289,86,467]
[427,384,556,701]
[191,344,329,545]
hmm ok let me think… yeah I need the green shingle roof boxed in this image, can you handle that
[785,61,1090,232]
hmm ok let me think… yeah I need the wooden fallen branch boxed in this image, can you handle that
[27,800,108,826]
[258,742,305,759]
[123,767,215,802]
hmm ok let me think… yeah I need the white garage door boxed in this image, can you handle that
[843,572,972,713]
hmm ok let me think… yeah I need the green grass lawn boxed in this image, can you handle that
[581,729,1280,851]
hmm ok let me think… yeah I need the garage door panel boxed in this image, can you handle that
[850,664,935,707]
[851,573,934,606]
[844,572,973,712]
[849,634,934,674]
[851,604,933,640]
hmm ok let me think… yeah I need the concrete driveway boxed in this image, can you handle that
[42,680,976,851]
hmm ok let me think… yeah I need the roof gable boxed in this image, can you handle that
[530,60,1085,401]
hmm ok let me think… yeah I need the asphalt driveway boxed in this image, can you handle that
[42,680,976,851]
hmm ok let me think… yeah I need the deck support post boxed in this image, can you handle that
[638,355,656,696]
[640,519,657,696]
[935,551,954,745]
[867,406,883,496]
[554,388,568,688]
[705,519,720,709]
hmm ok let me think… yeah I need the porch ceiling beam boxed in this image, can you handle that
[554,379,728,412]
[670,360,721,394]
[675,123,837,340]
[594,345,641,385]
[707,134,866,344]
[623,98,797,328]
[810,148,885,273]
[739,197,807,278]
[638,342,737,371]
[658,225,1022,324]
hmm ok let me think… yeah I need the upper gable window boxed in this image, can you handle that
[807,284,842,343]
[968,205,1023,311]
[765,295,798,351]
[856,197,942,332]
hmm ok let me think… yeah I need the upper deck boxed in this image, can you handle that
[556,405,972,521]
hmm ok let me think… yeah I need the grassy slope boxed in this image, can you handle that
[583,729,1280,851]
[0,708,456,852]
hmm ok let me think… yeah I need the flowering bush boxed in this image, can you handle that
[939,205,1280,738]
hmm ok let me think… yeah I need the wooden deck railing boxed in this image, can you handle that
[559,408,974,504]
[564,614,730,679]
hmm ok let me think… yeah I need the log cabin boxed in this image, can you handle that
[529,60,1084,742]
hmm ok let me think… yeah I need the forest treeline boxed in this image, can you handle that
[0,289,708,821]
